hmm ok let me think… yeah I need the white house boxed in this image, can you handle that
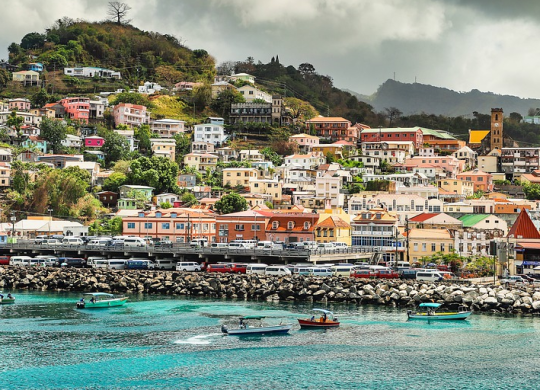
[155,193,179,206]
[239,150,264,162]
[315,172,344,209]
[194,122,226,145]
[150,119,185,138]
[138,82,163,94]
[283,153,326,170]
[61,134,82,149]
[237,85,272,103]
[64,67,121,79]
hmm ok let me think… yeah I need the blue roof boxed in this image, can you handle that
[419,303,442,308]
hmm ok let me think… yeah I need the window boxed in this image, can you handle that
[440,243,445,252]
[176,223,184,230]
[235,224,244,231]
[431,243,436,252]
[251,224,260,231]
[414,243,418,251]
[162,223,170,230]
[422,243,427,252]
[127,223,135,229]
[288,221,295,229]
[144,223,152,229]
[272,221,279,229]
[304,222,310,230]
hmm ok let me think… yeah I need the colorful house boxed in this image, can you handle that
[456,169,493,192]
[215,210,270,243]
[84,136,105,148]
[265,212,319,243]
[60,97,90,123]
[313,215,351,245]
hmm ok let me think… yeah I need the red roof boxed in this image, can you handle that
[508,209,540,239]
[409,213,439,222]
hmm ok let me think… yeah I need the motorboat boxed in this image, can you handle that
[298,308,340,329]
[0,292,15,305]
[407,302,472,321]
[76,292,128,309]
[221,316,292,336]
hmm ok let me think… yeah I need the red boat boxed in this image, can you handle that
[298,309,340,329]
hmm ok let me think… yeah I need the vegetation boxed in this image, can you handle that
[214,192,248,214]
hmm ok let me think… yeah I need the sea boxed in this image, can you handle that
[1,291,539,390]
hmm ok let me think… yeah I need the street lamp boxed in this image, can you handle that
[394,225,399,271]
[48,208,53,235]
[10,212,16,243]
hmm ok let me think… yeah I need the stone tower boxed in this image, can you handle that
[490,108,503,151]
[271,95,283,125]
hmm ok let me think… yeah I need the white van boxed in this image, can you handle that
[331,264,355,277]
[107,259,127,270]
[333,242,348,249]
[416,271,445,282]
[246,263,268,275]
[11,256,33,266]
[230,240,257,249]
[265,266,292,276]
[123,237,146,248]
[92,259,110,269]
[317,243,335,250]
[190,239,208,248]
[87,256,107,267]
[62,237,85,246]
[27,258,48,267]
[210,243,228,249]
[308,267,333,277]
[175,262,201,272]
[155,259,176,270]
[228,242,250,249]
[34,256,58,267]
[256,241,282,250]
[293,266,312,275]
[87,238,112,247]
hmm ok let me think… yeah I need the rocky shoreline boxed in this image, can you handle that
[1,266,539,314]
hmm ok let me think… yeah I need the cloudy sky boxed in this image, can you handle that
[2,0,539,98]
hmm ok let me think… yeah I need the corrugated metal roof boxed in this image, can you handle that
[458,214,490,227]
[508,209,540,239]
[469,130,490,144]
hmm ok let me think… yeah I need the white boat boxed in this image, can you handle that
[76,292,128,309]
[407,303,472,321]
[221,316,292,336]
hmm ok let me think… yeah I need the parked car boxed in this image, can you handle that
[190,239,208,248]
[206,264,232,273]
[60,258,87,268]
[351,269,375,279]
[175,262,201,272]
[154,239,173,248]
[229,263,247,274]
[375,269,400,279]
[501,275,528,285]
[34,235,49,244]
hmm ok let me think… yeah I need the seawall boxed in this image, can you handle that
[1,266,539,314]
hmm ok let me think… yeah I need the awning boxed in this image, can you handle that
[522,261,540,266]
[516,242,540,250]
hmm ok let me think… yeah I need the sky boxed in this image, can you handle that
[2,0,540,98]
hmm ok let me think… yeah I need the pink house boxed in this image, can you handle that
[457,169,493,192]
[289,133,320,152]
[85,136,105,148]
[398,156,465,178]
[113,103,150,128]
[8,98,31,111]
[60,97,90,123]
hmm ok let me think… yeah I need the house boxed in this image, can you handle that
[305,117,356,143]
[216,147,238,162]
[17,149,40,163]
[283,153,325,169]
[438,179,475,198]
[455,214,508,257]
[119,185,154,200]
[29,108,55,119]
[456,169,493,192]
[183,153,218,173]
[222,167,259,187]
[122,208,216,243]
[61,134,82,149]
[149,138,176,161]
[239,150,264,162]
[150,119,185,138]
[313,215,351,246]
[289,133,319,153]
[64,67,121,79]
[193,118,226,145]
[362,172,430,188]
[0,162,11,188]
[113,103,150,128]
[230,96,286,126]
[237,85,272,103]
[453,146,477,169]
[8,98,31,111]
[229,73,255,84]
[265,212,319,244]
[138,81,163,94]
[114,129,138,152]
[421,128,465,154]
[249,178,282,203]
[407,229,454,264]
[178,174,197,188]
[89,100,105,119]
[37,154,84,169]
[97,191,118,208]
[84,136,105,148]
[215,210,270,243]
[315,172,343,209]
[155,193,179,206]
[85,150,105,160]
[60,97,90,123]
[64,161,100,185]
[312,144,344,160]
[12,71,39,86]
[397,156,465,178]
[43,102,65,118]
[0,111,41,127]
[211,81,235,98]
[408,213,463,231]
[21,136,47,154]
[174,81,204,91]
[351,208,402,263]
[191,142,215,154]
[27,63,43,72]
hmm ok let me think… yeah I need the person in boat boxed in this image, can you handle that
[90,297,95,304]
[239,318,245,329]
[80,297,85,303]
[7,293,12,299]
[320,316,325,323]
[311,315,315,321]
[0,293,3,299]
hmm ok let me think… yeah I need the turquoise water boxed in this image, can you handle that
[1,291,540,389]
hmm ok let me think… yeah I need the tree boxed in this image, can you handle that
[101,131,130,166]
[284,97,317,123]
[40,118,67,153]
[210,89,245,121]
[214,192,248,214]
[0,69,10,87]
[31,89,49,108]
[112,160,131,175]
[126,189,149,209]
[180,192,198,206]
[524,183,540,200]
[128,156,180,194]
[192,84,212,110]
[174,133,191,163]
[103,172,127,192]
[155,65,183,88]
[111,92,153,108]
[134,124,151,154]
[6,111,24,136]
[20,32,46,50]
[107,1,132,25]
[384,107,403,126]
[298,63,316,77]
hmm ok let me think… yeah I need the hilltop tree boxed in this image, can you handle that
[107,1,132,25]
[20,32,46,50]
[40,118,67,153]
[214,192,248,215]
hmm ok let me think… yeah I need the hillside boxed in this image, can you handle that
[352,79,540,117]
[7,19,216,86]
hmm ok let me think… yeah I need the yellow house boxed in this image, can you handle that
[150,138,176,161]
[313,215,351,245]
[183,153,218,173]
[249,178,282,203]
[312,144,343,159]
[407,228,454,264]
[12,70,39,85]
[222,167,259,187]
[438,179,474,198]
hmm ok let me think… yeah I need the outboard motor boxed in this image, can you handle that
[221,324,228,334]
[76,301,85,309]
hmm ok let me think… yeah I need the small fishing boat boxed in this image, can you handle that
[0,292,15,305]
[407,302,471,321]
[76,292,128,309]
[298,308,340,329]
[221,315,292,336]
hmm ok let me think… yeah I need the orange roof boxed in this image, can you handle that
[409,213,439,222]
[307,117,350,123]
[315,216,350,229]
[508,209,540,239]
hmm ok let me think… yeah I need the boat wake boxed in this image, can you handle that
[174,333,221,345]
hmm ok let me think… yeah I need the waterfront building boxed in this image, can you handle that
[215,210,270,243]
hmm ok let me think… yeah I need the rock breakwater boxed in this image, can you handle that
[1,266,539,314]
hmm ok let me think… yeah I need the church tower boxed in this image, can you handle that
[490,108,503,151]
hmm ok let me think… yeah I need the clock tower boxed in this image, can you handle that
[490,108,503,151]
